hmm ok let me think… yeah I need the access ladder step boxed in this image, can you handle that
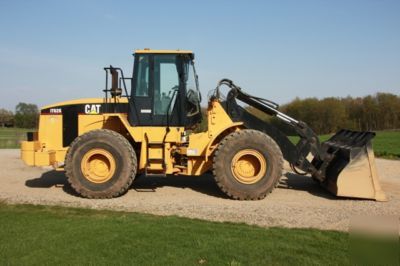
[148,158,164,162]
[147,142,164,147]
[144,169,167,177]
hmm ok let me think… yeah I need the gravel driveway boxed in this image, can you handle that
[0,149,399,231]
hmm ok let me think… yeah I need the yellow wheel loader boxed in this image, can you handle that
[21,49,387,201]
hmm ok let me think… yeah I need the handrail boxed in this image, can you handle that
[103,66,139,118]
[103,66,131,101]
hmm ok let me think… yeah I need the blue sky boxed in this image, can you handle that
[0,0,399,110]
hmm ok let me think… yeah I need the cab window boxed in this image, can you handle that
[134,55,150,97]
[153,55,179,115]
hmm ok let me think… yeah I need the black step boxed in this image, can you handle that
[147,142,164,147]
[148,158,164,162]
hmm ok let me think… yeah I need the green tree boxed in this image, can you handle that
[284,98,326,134]
[361,96,379,130]
[14,102,39,129]
[375,93,400,130]
[0,108,14,127]
[341,96,363,131]
[319,97,347,133]
[207,92,399,135]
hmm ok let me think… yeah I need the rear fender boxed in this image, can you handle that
[78,113,137,142]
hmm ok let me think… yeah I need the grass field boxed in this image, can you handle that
[370,131,400,159]
[0,128,31,148]
[288,130,400,159]
[0,203,349,265]
[1,127,399,159]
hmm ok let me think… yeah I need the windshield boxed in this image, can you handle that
[184,60,200,99]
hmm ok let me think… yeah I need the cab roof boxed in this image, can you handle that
[134,49,193,54]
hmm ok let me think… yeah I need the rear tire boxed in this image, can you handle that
[65,129,137,199]
[212,129,283,200]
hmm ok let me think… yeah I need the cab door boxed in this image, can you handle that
[128,54,184,126]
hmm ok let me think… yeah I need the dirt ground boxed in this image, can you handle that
[0,149,399,231]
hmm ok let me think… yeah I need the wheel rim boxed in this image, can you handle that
[81,148,116,183]
[231,149,267,184]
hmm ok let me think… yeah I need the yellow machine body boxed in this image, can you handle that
[21,97,242,176]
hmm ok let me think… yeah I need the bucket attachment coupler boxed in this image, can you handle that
[314,130,387,201]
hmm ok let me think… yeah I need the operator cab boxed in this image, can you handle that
[128,49,202,128]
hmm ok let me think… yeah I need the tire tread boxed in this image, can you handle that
[65,129,136,199]
[212,129,283,200]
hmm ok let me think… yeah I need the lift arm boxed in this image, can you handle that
[214,79,324,176]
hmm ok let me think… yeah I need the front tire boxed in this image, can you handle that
[65,129,137,199]
[212,130,283,200]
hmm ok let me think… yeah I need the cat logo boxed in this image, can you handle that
[84,104,101,114]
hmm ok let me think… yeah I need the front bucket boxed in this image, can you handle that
[316,130,387,201]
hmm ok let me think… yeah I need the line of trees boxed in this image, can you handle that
[0,103,39,129]
[1,92,399,134]
[248,92,400,135]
